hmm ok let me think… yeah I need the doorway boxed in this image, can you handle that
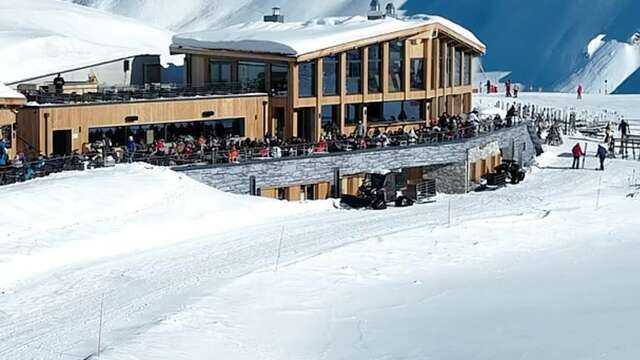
[52,130,72,156]
[274,107,285,139]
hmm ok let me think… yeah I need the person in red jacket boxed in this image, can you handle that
[572,142,584,169]
[577,84,583,100]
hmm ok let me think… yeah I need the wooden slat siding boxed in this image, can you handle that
[260,188,278,199]
[316,182,331,200]
[0,109,17,158]
[18,95,268,155]
[285,186,301,202]
[171,46,295,63]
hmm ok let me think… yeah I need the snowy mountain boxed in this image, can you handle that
[0,0,175,84]
[65,0,640,94]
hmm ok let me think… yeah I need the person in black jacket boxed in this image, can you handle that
[53,73,65,94]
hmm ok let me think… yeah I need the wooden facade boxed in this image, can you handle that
[16,94,268,156]
[174,22,485,143]
[1,94,26,159]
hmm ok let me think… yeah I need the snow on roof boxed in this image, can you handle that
[0,82,25,102]
[173,15,485,57]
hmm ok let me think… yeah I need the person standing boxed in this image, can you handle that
[505,80,512,97]
[618,119,630,156]
[53,73,65,95]
[126,136,136,163]
[355,120,367,138]
[572,142,583,169]
[513,85,519,98]
[577,84,583,100]
[596,144,608,171]
[486,80,491,94]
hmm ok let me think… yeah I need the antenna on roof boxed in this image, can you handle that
[368,0,384,20]
[264,6,284,23]
[385,2,396,18]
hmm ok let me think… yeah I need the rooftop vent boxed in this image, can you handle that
[367,0,384,20]
[264,6,284,23]
[385,2,396,18]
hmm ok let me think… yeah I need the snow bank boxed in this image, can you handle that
[173,15,484,56]
[0,164,330,288]
[0,0,177,84]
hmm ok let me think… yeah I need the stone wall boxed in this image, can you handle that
[179,124,536,195]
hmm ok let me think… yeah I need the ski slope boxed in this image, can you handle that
[1,134,639,358]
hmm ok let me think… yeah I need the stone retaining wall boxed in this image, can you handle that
[178,124,536,194]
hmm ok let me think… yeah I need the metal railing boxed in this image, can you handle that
[22,82,268,105]
[0,118,527,187]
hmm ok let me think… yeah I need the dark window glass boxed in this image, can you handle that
[298,61,315,97]
[345,104,361,125]
[446,46,452,87]
[1,125,12,149]
[238,61,266,91]
[368,45,382,93]
[389,40,404,92]
[346,49,362,94]
[410,58,424,90]
[464,53,472,86]
[383,101,403,122]
[454,49,462,86]
[321,105,340,133]
[367,102,383,123]
[403,100,424,121]
[323,55,339,96]
[271,64,289,94]
[209,60,232,84]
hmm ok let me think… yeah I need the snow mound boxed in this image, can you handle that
[0,0,177,84]
[0,164,328,288]
[0,82,25,100]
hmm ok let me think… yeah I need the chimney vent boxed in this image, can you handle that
[367,0,384,20]
[385,2,396,18]
[264,6,284,23]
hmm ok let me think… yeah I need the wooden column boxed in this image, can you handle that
[404,39,411,98]
[362,46,369,97]
[339,52,347,134]
[425,37,432,92]
[382,42,389,97]
[315,58,323,141]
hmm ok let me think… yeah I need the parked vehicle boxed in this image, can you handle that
[340,172,436,210]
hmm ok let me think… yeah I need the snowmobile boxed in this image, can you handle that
[339,172,436,210]
[495,160,526,184]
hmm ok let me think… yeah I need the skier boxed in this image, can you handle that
[505,80,512,97]
[577,84,583,100]
[486,80,491,94]
[513,85,519,98]
[571,142,583,169]
[596,144,608,171]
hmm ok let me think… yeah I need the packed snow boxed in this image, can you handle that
[173,15,484,57]
[0,0,177,84]
[0,101,639,359]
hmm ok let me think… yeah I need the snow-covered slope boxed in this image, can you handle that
[0,0,175,84]
[557,39,640,94]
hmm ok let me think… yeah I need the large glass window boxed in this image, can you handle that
[454,49,462,87]
[346,49,362,94]
[209,60,231,84]
[271,64,289,94]
[238,61,266,91]
[298,61,315,97]
[464,53,472,86]
[368,45,382,93]
[321,105,340,133]
[368,101,424,123]
[446,46,453,87]
[345,104,362,125]
[323,55,339,96]
[410,58,425,90]
[389,40,405,92]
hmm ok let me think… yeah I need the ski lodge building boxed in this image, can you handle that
[5,4,536,200]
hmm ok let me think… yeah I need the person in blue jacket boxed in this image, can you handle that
[596,144,608,171]
[126,136,136,163]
